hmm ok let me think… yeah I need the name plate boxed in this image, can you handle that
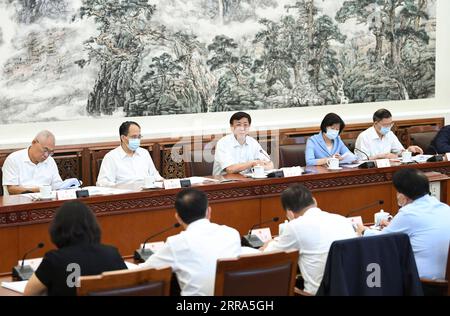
[163,179,182,190]
[250,228,272,243]
[375,159,391,168]
[140,241,165,252]
[56,189,78,200]
[446,153,450,161]
[281,166,303,177]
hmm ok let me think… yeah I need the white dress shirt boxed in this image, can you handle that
[140,219,241,296]
[355,126,404,160]
[213,134,270,176]
[2,148,62,192]
[96,146,163,187]
[264,208,357,295]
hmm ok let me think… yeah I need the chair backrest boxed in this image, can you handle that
[279,144,307,168]
[77,266,172,296]
[91,149,110,185]
[214,250,299,296]
[406,125,440,153]
[317,233,423,296]
[183,143,216,177]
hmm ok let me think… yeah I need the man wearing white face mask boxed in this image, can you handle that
[355,109,423,160]
[96,121,163,187]
[305,113,357,166]
[356,168,450,284]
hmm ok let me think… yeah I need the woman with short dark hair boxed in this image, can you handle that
[305,113,356,166]
[24,201,127,296]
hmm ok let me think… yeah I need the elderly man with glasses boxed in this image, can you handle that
[354,109,423,161]
[2,130,62,195]
[96,121,163,187]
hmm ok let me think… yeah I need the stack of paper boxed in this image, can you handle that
[1,281,28,294]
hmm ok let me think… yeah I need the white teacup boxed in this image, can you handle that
[39,185,52,198]
[327,157,339,169]
[144,175,156,188]
[402,151,412,162]
[251,165,265,177]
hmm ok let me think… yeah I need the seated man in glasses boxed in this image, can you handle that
[355,108,423,160]
[2,130,62,195]
[97,121,163,187]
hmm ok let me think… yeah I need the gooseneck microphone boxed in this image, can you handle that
[134,223,181,262]
[346,200,384,217]
[12,242,45,281]
[242,217,280,249]
[259,149,272,161]
[354,148,376,169]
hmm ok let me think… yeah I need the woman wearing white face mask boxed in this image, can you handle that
[305,113,357,166]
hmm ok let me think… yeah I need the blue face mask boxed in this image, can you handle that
[326,129,339,140]
[380,127,391,136]
[127,138,140,151]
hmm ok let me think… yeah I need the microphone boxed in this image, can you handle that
[426,145,444,162]
[354,148,376,169]
[12,242,45,281]
[242,217,280,249]
[259,149,272,161]
[346,200,384,217]
[134,223,181,262]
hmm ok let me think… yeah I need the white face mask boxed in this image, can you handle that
[326,129,339,140]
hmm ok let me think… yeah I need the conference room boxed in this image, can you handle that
[0,0,449,298]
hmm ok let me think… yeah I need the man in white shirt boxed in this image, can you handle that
[262,184,357,295]
[96,121,163,187]
[2,130,62,195]
[213,112,274,176]
[140,188,241,296]
[355,109,423,160]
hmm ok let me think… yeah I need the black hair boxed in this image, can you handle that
[320,113,346,134]
[281,184,315,213]
[175,188,209,224]
[373,109,392,122]
[49,201,101,249]
[119,121,141,137]
[229,112,252,125]
[393,168,430,200]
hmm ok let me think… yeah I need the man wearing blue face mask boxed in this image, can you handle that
[96,121,163,187]
[305,113,357,166]
[355,109,423,160]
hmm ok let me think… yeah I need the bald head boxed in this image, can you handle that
[34,130,55,143]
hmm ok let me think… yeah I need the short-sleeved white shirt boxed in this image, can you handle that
[2,148,62,191]
[212,134,270,176]
[96,146,163,187]
[355,126,404,159]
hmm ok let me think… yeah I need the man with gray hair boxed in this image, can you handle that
[2,130,62,195]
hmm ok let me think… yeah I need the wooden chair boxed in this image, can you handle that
[77,267,172,296]
[90,149,110,185]
[183,142,216,177]
[406,125,441,154]
[279,136,308,168]
[420,244,450,296]
[214,250,299,296]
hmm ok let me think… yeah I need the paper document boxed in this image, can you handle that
[83,186,133,196]
[57,178,82,190]
[339,152,358,165]
[17,257,43,271]
[186,177,219,185]
[1,281,28,294]
[124,261,139,270]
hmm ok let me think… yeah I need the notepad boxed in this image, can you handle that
[1,281,28,294]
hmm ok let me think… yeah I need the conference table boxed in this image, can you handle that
[0,160,449,295]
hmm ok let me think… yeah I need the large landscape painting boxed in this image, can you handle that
[0,0,436,124]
